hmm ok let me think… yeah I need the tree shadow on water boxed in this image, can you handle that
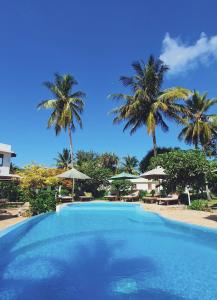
[0,235,188,300]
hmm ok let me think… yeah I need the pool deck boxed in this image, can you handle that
[1,201,217,231]
[141,203,217,229]
[0,208,26,231]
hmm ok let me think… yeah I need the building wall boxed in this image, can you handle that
[0,144,12,176]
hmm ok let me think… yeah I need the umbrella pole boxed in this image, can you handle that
[72,178,75,200]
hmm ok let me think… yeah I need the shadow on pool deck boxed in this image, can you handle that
[0,230,187,300]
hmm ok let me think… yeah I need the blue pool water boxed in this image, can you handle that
[0,202,217,300]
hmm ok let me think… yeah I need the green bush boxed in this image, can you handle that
[189,200,209,211]
[110,180,134,196]
[29,190,56,215]
[139,190,148,198]
[0,182,21,201]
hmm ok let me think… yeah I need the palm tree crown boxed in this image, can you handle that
[178,90,217,150]
[38,73,85,164]
[122,155,138,174]
[55,148,71,169]
[110,55,190,156]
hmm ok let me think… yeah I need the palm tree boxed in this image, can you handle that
[178,91,217,150]
[110,55,190,156]
[54,148,71,169]
[100,153,119,173]
[122,155,138,174]
[38,73,85,165]
[178,91,217,200]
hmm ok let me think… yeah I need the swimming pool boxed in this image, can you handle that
[0,202,217,300]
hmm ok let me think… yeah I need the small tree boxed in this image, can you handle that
[150,150,211,198]
[110,180,134,196]
[77,161,112,197]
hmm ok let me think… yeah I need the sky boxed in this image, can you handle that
[0,0,217,167]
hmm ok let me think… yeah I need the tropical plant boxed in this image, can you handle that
[150,150,212,199]
[77,160,112,197]
[110,55,190,156]
[29,190,56,215]
[76,150,99,166]
[189,200,209,211]
[55,148,71,169]
[99,152,119,173]
[178,90,217,151]
[110,179,134,196]
[37,73,85,164]
[122,155,138,173]
[139,147,180,172]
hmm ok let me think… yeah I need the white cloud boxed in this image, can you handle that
[160,33,217,75]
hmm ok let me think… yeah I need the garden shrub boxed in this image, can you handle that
[110,180,134,196]
[29,190,56,215]
[0,181,21,201]
[189,200,209,211]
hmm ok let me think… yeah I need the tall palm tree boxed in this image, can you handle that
[178,90,217,150]
[178,91,217,200]
[38,73,85,165]
[54,148,71,169]
[110,55,190,156]
[122,155,138,174]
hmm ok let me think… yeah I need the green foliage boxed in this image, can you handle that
[99,152,119,173]
[178,91,217,150]
[122,155,138,174]
[77,161,112,197]
[0,181,21,201]
[139,147,180,172]
[54,148,71,168]
[110,55,190,154]
[38,73,85,136]
[110,179,134,196]
[76,150,99,166]
[189,200,209,211]
[139,190,148,198]
[29,190,56,215]
[150,150,211,192]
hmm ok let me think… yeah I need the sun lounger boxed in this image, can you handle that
[58,195,74,203]
[79,192,94,201]
[156,194,180,205]
[143,196,159,204]
[122,191,140,202]
[104,195,118,201]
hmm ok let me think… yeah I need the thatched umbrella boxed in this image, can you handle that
[57,167,90,196]
[110,172,139,180]
[140,166,167,179]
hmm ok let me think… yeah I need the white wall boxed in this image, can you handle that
[0,144,12,176]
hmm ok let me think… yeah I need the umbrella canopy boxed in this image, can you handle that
[140,166,167,179]
[57,167,91,180]
[110,172,139,180]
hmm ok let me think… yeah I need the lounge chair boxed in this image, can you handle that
[122,191,140,202]
[58,195,74,203]
[79,192,94,201]
[143,196,159,204]
[156,194,180,205]
[104,193,118,201]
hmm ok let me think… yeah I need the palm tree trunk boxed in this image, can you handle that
[68,125,74,197]
[68,126,73,166]
[152,131,157,157]
[202,145,212,201]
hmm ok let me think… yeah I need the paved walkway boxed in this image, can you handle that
[142,203,217,229]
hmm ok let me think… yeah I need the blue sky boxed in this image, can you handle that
[1,0,217,167]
